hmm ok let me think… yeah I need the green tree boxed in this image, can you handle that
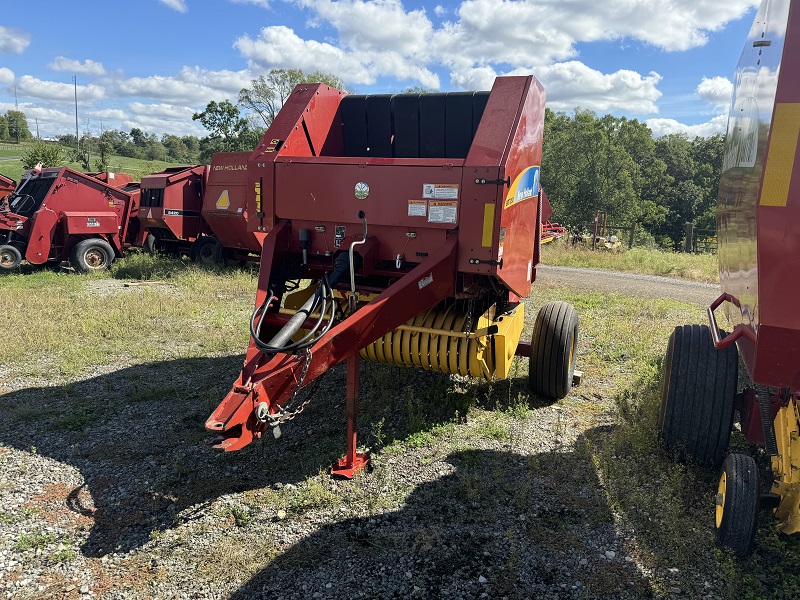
[0,116,9,141]
[129,127,147,147]
[162,134,189,162]
[22,140,62,169]
[192,100,252,161]
[6,110,32,142]
[238,69,349,128]
[94,131,115,171]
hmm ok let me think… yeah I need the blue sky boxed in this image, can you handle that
[0,0,760,139]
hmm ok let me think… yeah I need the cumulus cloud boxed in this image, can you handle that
[48,56,107,77]
[696,76,733,111]
[115,67,250,105]
[17,75,105,102]
[646,113,729,137]
[159,0,188,13]
[0,67,14,86]
[0,26,30,54]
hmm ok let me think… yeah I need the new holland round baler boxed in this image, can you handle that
[659,0,800,557]
[205,76,580,477]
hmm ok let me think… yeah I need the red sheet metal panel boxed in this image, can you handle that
[718,0,800,388]
[140,166,205,241]
[202,152,264,251]
[61,211,119,235]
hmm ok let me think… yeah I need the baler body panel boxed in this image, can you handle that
[0,173,15,199]
[140,166,205,242]
[202,152,264,252]
[718,0,800,389]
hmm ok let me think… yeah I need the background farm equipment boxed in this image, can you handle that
[0,166,144,272]
[658,0,800,557]
[206,76,580,477]
[139,154,265,263]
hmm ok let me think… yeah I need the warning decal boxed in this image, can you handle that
[428,200,457,224]
[216,189,230,210]
[408,200,427,217]
[422,183,459,200]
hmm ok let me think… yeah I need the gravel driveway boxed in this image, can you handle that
[0,271,721,600]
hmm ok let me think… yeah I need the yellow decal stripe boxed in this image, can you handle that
[761,103,800,207]
[482,204,495,247]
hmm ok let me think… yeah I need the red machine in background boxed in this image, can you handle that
[206,76,580,477]
[659,0,800,557]
[139,153,265,263]
[0,174,15,200]
[0,167,144,272]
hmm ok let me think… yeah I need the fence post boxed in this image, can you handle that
[628,223,636,249]
[684,222,694,253]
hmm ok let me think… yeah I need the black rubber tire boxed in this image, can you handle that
[70,238,115,273]
[715,453,759,557]
[189,237,218,264]
[529,301,579,400]
[658,324,738,467]
[0,244,23,271]
[212,240,231,266]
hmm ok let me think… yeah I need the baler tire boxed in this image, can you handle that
[658,324,738,468]
[715,453,759,557]
[212,241,229,266]
[189,237,217,265]
[70,238,115,273]
[529,301,579,400]
[0,244,23,271]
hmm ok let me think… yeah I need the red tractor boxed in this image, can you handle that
[659,0,800,557]
[205,76,580,478]
[139,154,265,263]
[0,167,144,272]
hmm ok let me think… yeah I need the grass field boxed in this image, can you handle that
[0,141,181,182]
[1,253,798,598]
[541,240,719,283]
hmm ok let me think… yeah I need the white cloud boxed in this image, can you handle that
[0,67,14,86]
[129,102,197,121]
[0,26,30,54]
[434,5,446,17]
[159,0,188,13]
[115,67,250,105]
[696,76,733,111]
[646,113,729,137]
[0,102,76,136]
[16,75,105,102]
[89,108,128,121]
[229,0,269,6]
[48,56,107,77]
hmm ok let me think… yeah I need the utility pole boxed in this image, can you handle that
[35,118,39,139]
[14,83,18,109]
[73,76,79,149]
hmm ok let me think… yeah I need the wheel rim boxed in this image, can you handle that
[716,471,727,528]
[0,248,16,266]
[84,247,108,270]
[199,243,215,262]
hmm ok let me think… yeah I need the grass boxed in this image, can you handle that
[0,141,182,182]
[541,240,719,283]
[1,253,797,597]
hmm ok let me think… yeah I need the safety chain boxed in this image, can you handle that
[265,348,324,428]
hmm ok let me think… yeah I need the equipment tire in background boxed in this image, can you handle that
[0,244,23,271]
[715,453,759,557]
[189,236,218,265]
[212,239,230,266]
[70,238,115,273]
[658,324,738,467]
[529,301,579,399]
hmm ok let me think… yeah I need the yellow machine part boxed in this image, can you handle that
[772,397,800,534]
[360,303,525,381]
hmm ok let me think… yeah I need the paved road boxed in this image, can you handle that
[535,264,720,306]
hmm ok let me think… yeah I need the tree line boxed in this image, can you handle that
[9,71,723,250]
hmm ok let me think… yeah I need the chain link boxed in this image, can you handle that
[266,348,324,426]
[463,296,475,339]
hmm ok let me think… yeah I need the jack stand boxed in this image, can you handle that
[331,353,369,478]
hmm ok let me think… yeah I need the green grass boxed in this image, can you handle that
[542,241,719,283]
[0,141,183,182]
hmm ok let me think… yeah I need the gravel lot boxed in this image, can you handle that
[0,272,722,600]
